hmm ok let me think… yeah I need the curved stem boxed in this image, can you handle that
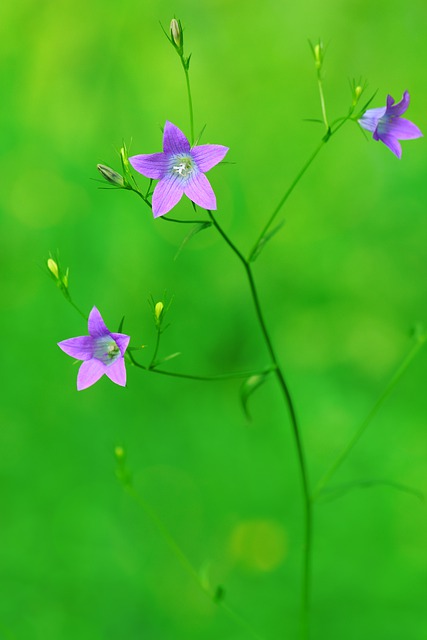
[119,477,265,640]
[312,334,426,501]
[207,210,312,636]
[128,348,274,381]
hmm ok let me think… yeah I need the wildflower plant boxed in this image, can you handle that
[50,18,425,640]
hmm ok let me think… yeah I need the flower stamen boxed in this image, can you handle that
[172,156,193,178]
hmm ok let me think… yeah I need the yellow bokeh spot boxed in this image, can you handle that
[229,519,287,572]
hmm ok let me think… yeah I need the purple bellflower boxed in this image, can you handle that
[358,90,422,158]
[129,121,229,217]
[58,307,130,391]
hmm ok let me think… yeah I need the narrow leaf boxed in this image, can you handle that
[174,221,212,260]
[240,373,269,420]
[154,352,181,367]
[250,220,285,262]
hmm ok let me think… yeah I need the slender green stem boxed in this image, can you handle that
[148,327,162,369]
[162,216,208,224]
[182,62,195,144]
[128,348,274,381]
[317,72,329,132]
[121,481,265,640]
[60,291,88,321]
[131,186,207,224]
[312,334,426,502]
[206,210,312,637]
[248,138,326,262]
[248,116,351,263]
[68,298,87,320]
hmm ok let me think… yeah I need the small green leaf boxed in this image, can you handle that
[240,373,270,420]
[302,118,324,124]
[153,352,181,368]
[174,221,212,260]
[250,221,285,262]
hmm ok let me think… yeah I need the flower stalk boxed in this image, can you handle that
[115,446,266,640]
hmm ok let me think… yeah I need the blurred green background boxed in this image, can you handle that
[1,0,426,638]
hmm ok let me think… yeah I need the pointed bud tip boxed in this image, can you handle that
[97,164,124,187]
[170,18,182,48]
[47,258,59,279]
[154,301,164,321]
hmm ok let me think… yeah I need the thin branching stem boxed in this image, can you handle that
[312,334,427,502]
[127,348,274,381]
[206,210,312,636]
[120,480,265,640]
[248,116,351,263]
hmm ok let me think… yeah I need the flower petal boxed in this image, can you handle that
[184,172,217,210]
[358,107,386,133]
[77,359,106,390]
[163,121,190,155]
[104,358,127,387]
[191,144,229,172]
[88,307,109,338]
[110,332,131,356]
[386,117,423,140]
[58,336,94,361]
[129,153,168,179]
[152,175,184,217]
[377,133,402,158]
[386,90,410,116]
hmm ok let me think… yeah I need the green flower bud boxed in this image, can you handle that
[97,164,124,187]
[47,258,59,279]
[154,301,164,321]
[170,18,182,48]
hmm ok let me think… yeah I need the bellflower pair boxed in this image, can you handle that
[129,121,229,217]
[359,90,422,158]
[58,307,130,390]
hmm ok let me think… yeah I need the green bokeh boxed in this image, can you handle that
[1,1,426,639]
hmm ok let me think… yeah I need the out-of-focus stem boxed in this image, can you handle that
[312,334,427,501]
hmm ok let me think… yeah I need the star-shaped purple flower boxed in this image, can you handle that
[358,90,422,158]
[58,307,130,391]
[129,121,229,217]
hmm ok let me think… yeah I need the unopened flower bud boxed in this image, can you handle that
[314,43,322,69]
[170,18,181,48]
[97,164,124,187]
[114,445,125,460]
[47,258,59,279]
[154,301,164,322]
[354,85,363,99]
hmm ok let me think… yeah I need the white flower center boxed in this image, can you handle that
[94,337,120,365]
[171,155,194,178]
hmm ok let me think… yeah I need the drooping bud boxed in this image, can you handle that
[170,18,182,48]
[47,258,59,280]
[97,164,124,187]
